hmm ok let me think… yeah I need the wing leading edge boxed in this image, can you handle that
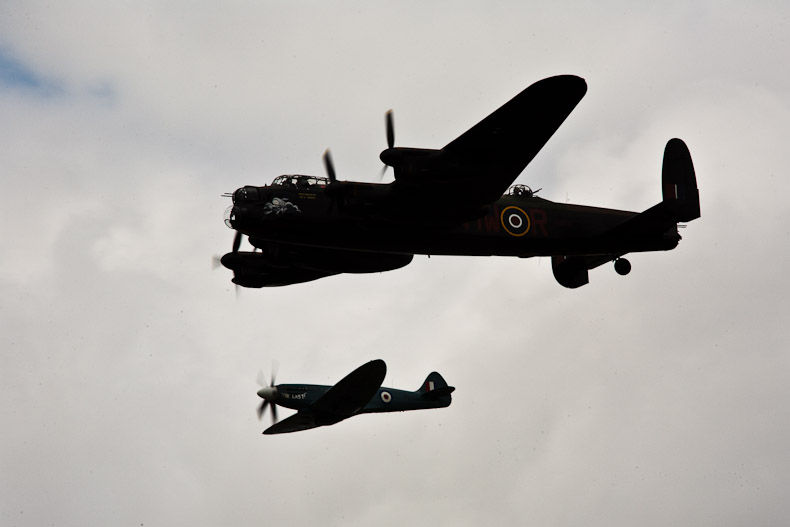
[263,360,387,435]
[441,74,587,204]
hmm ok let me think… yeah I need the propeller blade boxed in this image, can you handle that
[211,255,223,270]
[232,231,242,253]
[257,399,268,420]
[385,109,394,149]
[257,370,268,387]
[378,109,395,181]
[323,149,337,183]
[256,364,280,424]
[270,360,279,387]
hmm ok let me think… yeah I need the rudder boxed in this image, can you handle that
[662,138,700,222]
[418,372,455,398]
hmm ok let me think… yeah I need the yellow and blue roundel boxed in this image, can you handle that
[500,206,531,237]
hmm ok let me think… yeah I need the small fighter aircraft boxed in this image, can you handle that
[256,360,454,435]
[221,75,700,288]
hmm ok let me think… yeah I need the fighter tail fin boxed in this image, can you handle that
[418,372,455,398]
[662,138,700,222]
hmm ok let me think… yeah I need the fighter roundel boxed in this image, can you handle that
[500,206,531,237]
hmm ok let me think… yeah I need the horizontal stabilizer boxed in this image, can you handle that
[552,252,630,289]
[421,385,455,399]
[605,201,676,240]
[552,255,590,289]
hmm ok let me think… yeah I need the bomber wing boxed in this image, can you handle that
[389,75,586,207]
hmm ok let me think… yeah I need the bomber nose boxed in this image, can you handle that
[224,205,236,228]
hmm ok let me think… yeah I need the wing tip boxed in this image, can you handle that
[538,74,588,97]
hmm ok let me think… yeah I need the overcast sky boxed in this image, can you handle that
[2,1,790,525]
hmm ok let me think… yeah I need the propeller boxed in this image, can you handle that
[256,364,280,424]
[385,109,395,149]
[380,110,395,180]
[323,148,337,184]
[322,149,345,214]
[213,230,245,297]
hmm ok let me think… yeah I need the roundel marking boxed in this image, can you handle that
[500,206,531,237]
[380,391,392,403]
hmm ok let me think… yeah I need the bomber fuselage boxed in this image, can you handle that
[225,177,680,259]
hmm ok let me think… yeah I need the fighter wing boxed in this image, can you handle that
[311,359,387,417]
[263,360,387,435]
[440,75,587,204]
[263,412,320,435]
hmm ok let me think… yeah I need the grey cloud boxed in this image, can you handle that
[2,2,790,526]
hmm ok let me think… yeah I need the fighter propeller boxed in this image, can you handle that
[256,366,279,424]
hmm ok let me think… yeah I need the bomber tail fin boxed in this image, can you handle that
[418,372,455,399]
[550,138,700,289]
[662,138,700,222]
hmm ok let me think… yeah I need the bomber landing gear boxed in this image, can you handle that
[614,258,631,276]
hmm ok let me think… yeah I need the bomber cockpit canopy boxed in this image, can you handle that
[506,184,539,198]
[271,175,328,190]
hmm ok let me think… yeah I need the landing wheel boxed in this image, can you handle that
[614,258,631,276]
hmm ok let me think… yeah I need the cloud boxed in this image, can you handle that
[0,49,64,96]
[2,2,790,526]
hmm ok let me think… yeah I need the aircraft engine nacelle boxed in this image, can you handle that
[380,147,462,184]
[247,240,414,274]
[231,270,331,288]
[306,250,413,274]
[220,251,334,287]
[221,246,414,287]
